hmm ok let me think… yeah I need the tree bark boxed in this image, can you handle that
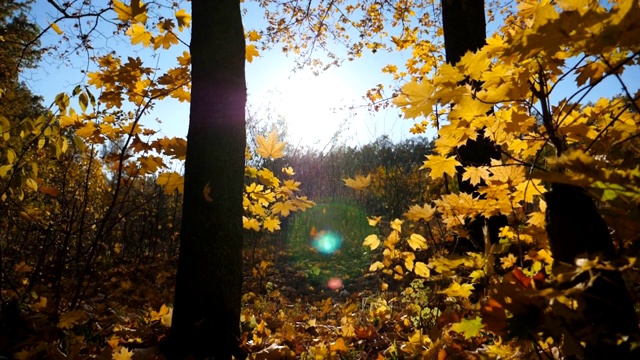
[168,0,247,358]
[441,0,506,245]
[545,180,640,359]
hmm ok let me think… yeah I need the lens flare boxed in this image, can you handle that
[312,231,342,255]
[327,277,343,290]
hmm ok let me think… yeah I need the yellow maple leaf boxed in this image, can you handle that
[126,23,152,47]
[450,316,484,339]
[369,261,385,272]
[390,218,403,232]
[246,44,260,63]
[112,346,134,360]
[513,179,546,203]
[343,174,371,191]
[271,200,296,217]
[281,166,295,176]
[440,281,474,298]
[76,121,98,139]
[462,166,490,186]
[393,80,436,119]
[340,316,356,337]
[404,204,435,222]
[58,310,87,329]
[414,261,430,278]
[421,155,461,179]
[363,234,381,250]
[367,216,382,226]
[113,0,148,24]
[174,9,191,31]
[500,253,518,269]
[263,217,281,232]
[153,32,178,50]
[156,171,184,194]
[330,337,348,352]
[407,233,428,250]
[247,30,262,41]
[243,216,260,231]
[256,130,285,159]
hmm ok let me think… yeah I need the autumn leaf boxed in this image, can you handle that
[390,218,403,232]
[58,310,87,329]
[126,23,152,47]
[113,0,148,24]
[153,32,178,50]
[363,234,381,250]
[243,216,260,231]
[263,217,281,232]
[281,166,295,176]
[462,166,490,186]
[367,216,382,226]
[420,155,461,179]
[500,253,518,269]
[407,233,428,250]
[247,30,262,41]
[14,261,33,273]
[343,174,371,191]
[32,296,47,311]
[450,316,484,339]
[414,261,430,278]
[174,9,191,31]
[50,22,63,35]
[393,80,436,119]
[256,130,285,159]
[369,261,384,272]
[330,338,348,352]
[271,200,296,217]
[156,172,184,194]
[440,282,474,298]
[246,44,260,63]
[203,182,213,202]
[112,346,134,360]
[404,204,435,221]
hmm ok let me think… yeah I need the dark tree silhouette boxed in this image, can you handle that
[169,0,247,358]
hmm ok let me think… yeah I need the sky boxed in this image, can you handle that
[21,0,640,153]
[23,0,420,152]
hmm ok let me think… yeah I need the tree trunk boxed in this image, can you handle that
[441,0,506,245]
[168,0,247,358]
[545,182,640,359]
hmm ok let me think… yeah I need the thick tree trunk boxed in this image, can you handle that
[168,0,247,359]
[546,184,640,358]
[441,0,506,245]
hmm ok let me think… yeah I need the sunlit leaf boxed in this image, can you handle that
[414,262,430,278]
[421,155,461,179]
[440,282,474,298]
[256,130,285,159]
[407,233,428,250]
[363,234,381,250]
[246,44,260,63]
[451,316,484,339]
[343,174,371,191]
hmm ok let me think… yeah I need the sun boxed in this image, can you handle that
[272,71,356,148]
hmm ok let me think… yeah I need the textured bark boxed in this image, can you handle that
[545,183,640,358]
[441,0,506,245]
[168,0,247,359]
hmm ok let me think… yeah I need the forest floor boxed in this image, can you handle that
[1,245,479,359]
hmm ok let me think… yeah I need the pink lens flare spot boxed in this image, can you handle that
[327,277,343,290]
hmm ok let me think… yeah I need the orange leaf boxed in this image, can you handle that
[330,337,348,352]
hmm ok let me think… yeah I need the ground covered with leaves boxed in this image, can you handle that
[2,237,564,360]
